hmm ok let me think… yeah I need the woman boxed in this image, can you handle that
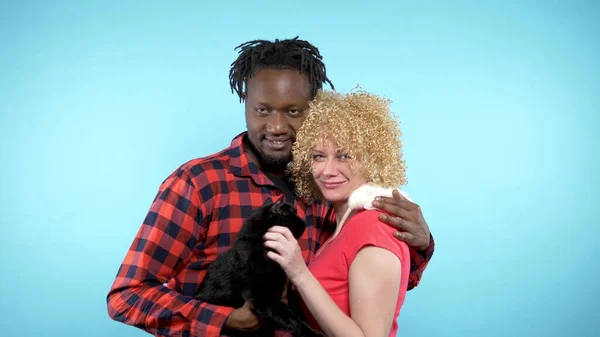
[263,88,412,337]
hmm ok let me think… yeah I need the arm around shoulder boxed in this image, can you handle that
[407,233,435,290]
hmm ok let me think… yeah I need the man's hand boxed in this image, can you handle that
[223,301,260,332]
[223,281,290,332]
[373,189,431,251]
[281,280,289,305]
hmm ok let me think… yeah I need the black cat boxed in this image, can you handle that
[195,198,323,337]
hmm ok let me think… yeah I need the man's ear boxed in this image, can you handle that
[240,92,247,102]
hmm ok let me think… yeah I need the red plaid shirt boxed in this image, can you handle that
[106,132,435,337]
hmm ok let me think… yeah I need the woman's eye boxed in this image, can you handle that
[339,153,350,160]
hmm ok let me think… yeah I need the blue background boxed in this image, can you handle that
[1,1,598,336]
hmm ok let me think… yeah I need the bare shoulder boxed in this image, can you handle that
[349,246,402,302]
[354,245,401,270]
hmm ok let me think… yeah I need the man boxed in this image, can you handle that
[106,37,435,337]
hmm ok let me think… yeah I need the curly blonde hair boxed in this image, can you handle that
[288,88,407,202]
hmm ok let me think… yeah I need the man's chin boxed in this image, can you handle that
[261,152,292,168]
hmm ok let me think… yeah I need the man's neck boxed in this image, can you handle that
[263,166,287,178]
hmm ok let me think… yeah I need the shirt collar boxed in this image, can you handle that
[227,132,316,209]
[227,131,274,187]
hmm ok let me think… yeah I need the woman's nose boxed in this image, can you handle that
[323,158,338,177]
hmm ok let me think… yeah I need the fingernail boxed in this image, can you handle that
[379,214,388,221]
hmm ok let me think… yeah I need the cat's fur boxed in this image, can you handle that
[195,198,323,337]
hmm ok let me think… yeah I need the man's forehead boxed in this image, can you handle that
[245,69,312,102]
[248,73,308,87]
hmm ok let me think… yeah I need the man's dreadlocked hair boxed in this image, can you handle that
[229,36,335,102]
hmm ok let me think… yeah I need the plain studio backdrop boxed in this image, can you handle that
[1,1,598,336]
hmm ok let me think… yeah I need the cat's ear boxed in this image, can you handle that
[274,196,285,206]
[263,198,274,206]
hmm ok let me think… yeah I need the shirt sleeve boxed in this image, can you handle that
[407,233,435,290]
[106,166,235,337]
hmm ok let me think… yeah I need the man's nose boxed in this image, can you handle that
[266,112,289,135]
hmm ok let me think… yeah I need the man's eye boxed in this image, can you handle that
[256,108,268,113]
[288,109,302,116]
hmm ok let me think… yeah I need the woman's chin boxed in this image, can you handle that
[322,194,346,205]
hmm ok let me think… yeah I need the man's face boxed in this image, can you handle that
[244,68,312,167]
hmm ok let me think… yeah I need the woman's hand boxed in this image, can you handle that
[263,226,308,284]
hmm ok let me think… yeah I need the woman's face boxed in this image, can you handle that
[311,139,367,205]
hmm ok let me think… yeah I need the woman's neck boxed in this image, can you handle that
[333,201,350,227]
[316,200,356,256]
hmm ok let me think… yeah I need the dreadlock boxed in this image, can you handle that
[229,36,335,102]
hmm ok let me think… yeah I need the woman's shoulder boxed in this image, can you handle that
[343,210,410,259]
[345,209,395,239]
[347,208,387,226]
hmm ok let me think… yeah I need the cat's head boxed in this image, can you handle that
[264,197,306,239]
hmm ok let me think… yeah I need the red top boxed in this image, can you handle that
[303,209,411,337]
